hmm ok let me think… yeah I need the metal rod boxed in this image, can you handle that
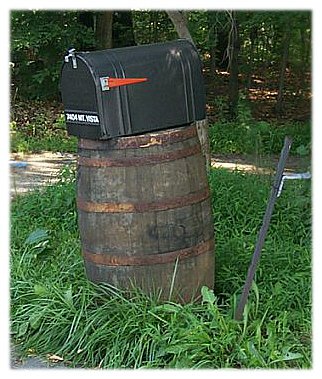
[277,172,311,197]
[234,136,293,321]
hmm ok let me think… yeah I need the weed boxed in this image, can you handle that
[10,167,311,368]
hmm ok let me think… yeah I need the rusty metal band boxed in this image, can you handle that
[79,124,197,150]
[83,238,214,266]
[78,143,201,168]
[77,187,210,213]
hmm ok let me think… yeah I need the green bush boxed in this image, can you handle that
[11,132,77,154]
[11,11,96,100]
[209,97,311,156]
[10,101,77,153]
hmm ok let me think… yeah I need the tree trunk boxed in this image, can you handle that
[153,12,158,43]
[208,13,217,79]
[299,27,307,95]
[246,26,257,91]
[276,22,291,116]
[210,43,217,78]
[166,11,193,43]
[166,10,211,170]
[79,12,95,29]
[148,12,153,43]
[227,11,240,120]
[112,11,135,48]
[96,11,113,49]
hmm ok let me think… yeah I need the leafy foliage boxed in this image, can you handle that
[10,100,77,153]
[10,10,311,104]
[11,11,96,99]
[132,11,177,45]
[209,96,311,155]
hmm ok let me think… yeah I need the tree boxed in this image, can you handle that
[96,11,113,49]
[226,11,240,119]
[132,11,177,45]
[166,10,211,169]
[112,11,136,47]
[276,12,292,116]
[166,11,193,42]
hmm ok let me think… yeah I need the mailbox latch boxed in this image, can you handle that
[64,48,77,69]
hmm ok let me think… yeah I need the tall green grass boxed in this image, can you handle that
[10,167,311,368]
[209,120,311,156]
[209,96,311,156]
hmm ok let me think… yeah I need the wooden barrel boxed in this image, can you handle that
[77,124,214,302]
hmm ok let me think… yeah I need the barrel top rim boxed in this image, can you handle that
[79,124,197,150]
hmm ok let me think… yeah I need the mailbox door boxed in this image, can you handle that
[60,57,106,139]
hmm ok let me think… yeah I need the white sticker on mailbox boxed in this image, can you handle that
[65,112,100,125]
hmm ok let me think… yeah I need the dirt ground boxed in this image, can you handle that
[211,153,310,174]
[10,342,66,369]
[10,151,310,198]
[10,152,77,198]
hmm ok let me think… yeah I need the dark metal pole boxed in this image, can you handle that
[234,136,293,321]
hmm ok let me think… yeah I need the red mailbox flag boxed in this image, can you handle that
[100,77,147,91]
[108,78,147,88]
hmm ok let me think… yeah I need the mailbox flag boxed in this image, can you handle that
[100,77,147,91]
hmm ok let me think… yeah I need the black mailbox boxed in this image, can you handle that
[60,39,205,140]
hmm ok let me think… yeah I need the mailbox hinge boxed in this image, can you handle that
[64,48,77,69]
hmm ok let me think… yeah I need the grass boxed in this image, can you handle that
[10,130,77,154]
[10,166,311,368]
[11,117,310,157]
[209,119,311,156]
[10,112,78,154]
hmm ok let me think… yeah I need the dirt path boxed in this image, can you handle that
[10,151,310,198]
[10,152,76,198]
[211,153,310,174]
[10,342,66,369]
